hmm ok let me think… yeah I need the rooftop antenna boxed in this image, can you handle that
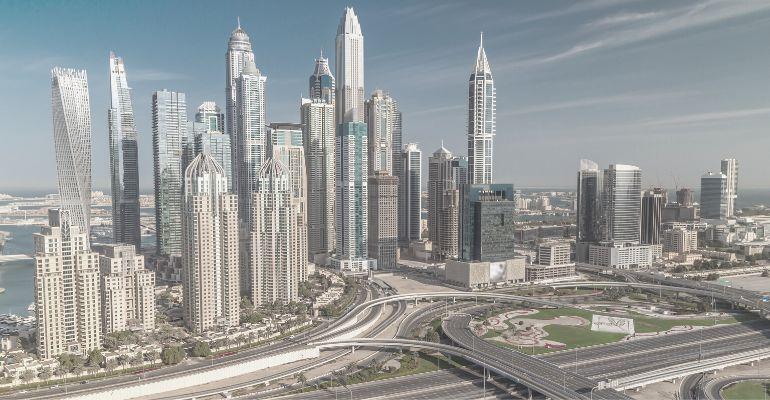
[237,16,241,29]
[480,31,484,47]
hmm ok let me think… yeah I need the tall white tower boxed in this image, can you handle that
[467,33,496,185]
[181,153,240,333]
[335,7,364,123]
[721,158,738,217]
[51,67,92,237]
[226,18,255,196]
[235,59,267,224]
[365,90,399,175]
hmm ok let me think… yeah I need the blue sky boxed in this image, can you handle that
[1,0,770,192]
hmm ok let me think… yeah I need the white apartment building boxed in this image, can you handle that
[588,242,653,269]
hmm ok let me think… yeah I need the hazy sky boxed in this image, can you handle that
[1,0,769,192]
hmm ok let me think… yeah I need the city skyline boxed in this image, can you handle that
[3,1,770,191]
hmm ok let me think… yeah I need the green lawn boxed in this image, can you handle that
[482,307,751,354]
[722,380,770,400]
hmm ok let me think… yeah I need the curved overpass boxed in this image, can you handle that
[699,375,770,400]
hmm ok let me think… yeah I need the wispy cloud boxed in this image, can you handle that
[130,68,190,82]
[408,104,464,117]
[504,90,695,116]
[583,11,664,30]
[517,0,636,24]
[638,107,770,127]
[510,0,770,68]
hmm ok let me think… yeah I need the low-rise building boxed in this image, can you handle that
[588,242,653,269]
[525,264,576,281]
[445,257,525,289]
[536,241,571,265]
[663,228,699,254]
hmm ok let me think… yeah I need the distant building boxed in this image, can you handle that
[588,242,653,269]
[700,171,728,219]
[663,228,698,254]
[365,90,400,176]
[399,143,422,247]
[34,209,101,360]
[536,242,571,266]
[181,154,240,333]
[301,99,336,259]
[428,146,466,259]
[576,159,601,261]
[460,183,516,262]
[641,188,666,245]
[309,51,335,104]
[193,102,232,191]
[602,164,642,242]
[152,89,188,256]
[368,171,399,269]
[445,258,525,289]
[94,244,155,334]
[676,188,694,207]
[721,158,738,217]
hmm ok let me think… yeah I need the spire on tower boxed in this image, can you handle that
[237,16,241,29]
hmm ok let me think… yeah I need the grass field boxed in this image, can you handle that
[482,307,751,354]
[722,380,770,400]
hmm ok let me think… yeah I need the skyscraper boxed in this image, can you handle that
[676,188,694,207]
[269,123,309,280]
[335,122,369,259]
[701,171,728,219]
[399,143,422,247]
[467,33,495,185]
[235,58,267,224]
[460,184,516,262]
[335,7,364,123]
[51,67,92,237]
[641,188,666,245]
[152,90,188,256]
[576,160,602,262]
[302,98,336,259]
[250,158,301,305]
[108,53,141,249]
[194,102,232,191]
[309,51,335,105]
[721,158,738,217]
[365,90,399,175]
[602,164,642,243]
[34,209,101,360]
[428,146,467,260]
[226,18,255,190]
[94,244,155,334]
[181,153,240,333]
[368,171,399,269]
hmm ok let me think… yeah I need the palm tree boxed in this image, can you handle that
[296,372,308,391]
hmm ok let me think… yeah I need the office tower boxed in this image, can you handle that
[107,53,141,249]
[94,244,155,334]
[663,228,698,253]
[335,7,364,123]
[269,123,309,280]
[676,188,694,207]
[428,146,467,259]
[368,171,399,269]
[536,242,572,266]
[196,101,225,133]
[460,184,516,262]
[721,158,738,217]
[250,158,301,305]
[602,164,642,243]
[34,209,101,360]
[700,171,728,219]
[309,51,335,104]
[152,90,188,256]
[51,67,92,237]
[226,18,255,189]
[399,143,422,246]
[302,98,336,259]
[335,122,369,258]
[235,58,267,224]
[641,188,666,245]
[467,33,496,185]
[181,153,240,333]
[365,90,399,175]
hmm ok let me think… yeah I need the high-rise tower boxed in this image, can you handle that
[310,51,335,105]
[51,67,92,237]
[399,143,422,247]
[721,158,738,217]
[226,18,255,195]
[235,59,267,225]
[641,188,666,245]
[467,33,495,185]
[428,146,467,260]
[152,90,188,256]
[181,153,240,333]
[701,171,728,219]
[602,164,642,243]
[576,159,601,261]
[365,90,399,175]
[335,122,368,259]
[335,7,364,123]
[302,98,336,259]
[194,102,232,191]
[108,53,141,249]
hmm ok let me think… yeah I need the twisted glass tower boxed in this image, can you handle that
[51,67,92,237]
[108,52,141,249]
[467,33,495,185]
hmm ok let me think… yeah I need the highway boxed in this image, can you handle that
[441,314,631,400]
[271,368,512,400]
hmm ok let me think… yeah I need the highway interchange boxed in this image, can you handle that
[8,267,770,400]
